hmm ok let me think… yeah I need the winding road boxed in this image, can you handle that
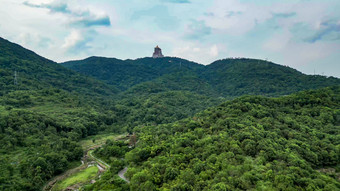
[118,167,130,183]
[89,150,110,169]
[43,134,129,191]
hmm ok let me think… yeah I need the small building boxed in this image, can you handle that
[152,45,164,58]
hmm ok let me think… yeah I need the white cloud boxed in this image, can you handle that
[209,44,219,57]
[62,30,83,49]
[281,41,339,67]
[202,0,272,35]
[263,30,292,52]
[193,47,200,52]
[0,0,339,77]
[24,0,112,27]
[172,43,224,64]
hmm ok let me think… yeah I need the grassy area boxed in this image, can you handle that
[79,133,121,149]
[52,166,99,191]
[67,160,82,169]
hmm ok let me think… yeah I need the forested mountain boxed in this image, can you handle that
[62,56,340,97]
[89,86,340,190]
[0,88,219,190]
[0,88,118,190]
[202,58,340,96]
[0,37,118,96]
[0,37,123,190]
[0,38,220,190]
[62,57,203,91]
[0,37,339,190]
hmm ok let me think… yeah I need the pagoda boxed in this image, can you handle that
[152,45,164,58]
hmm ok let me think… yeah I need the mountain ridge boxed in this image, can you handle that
[0,37,339,190]
[0,37,118,96]
[89,86,340,190]
[61,56,340,97]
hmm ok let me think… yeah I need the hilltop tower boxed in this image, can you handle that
[152,45,164,58]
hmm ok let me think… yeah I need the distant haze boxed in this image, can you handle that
[0,0,339,77]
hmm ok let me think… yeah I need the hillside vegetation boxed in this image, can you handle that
[0,38,220,190]
[202,58,340,96]
[88,87,340,190]
[0,89,115,190]
[62,57,203,91]
[62,57,340,97]
[0,37,118,96]
[0,37,339,190]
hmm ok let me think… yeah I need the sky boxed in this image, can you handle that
[0,0,339,77]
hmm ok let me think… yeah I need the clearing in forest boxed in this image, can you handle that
[52,166,98,191]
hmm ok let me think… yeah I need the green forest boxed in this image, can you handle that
[87,87,340,191]
[0,37,339,191]
[62,57,340,97]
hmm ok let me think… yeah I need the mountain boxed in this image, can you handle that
[1,37,339,190]
[89,86,340,190]
[0,38,121,190]
[112,91,220,131]
[62,57,204,91]
[0,38,221,190]
[201,58,340,96]
[0,37,118,96]
[61,56,340,97]
[0,88,120,190]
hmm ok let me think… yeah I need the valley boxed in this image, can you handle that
[0,37,339,190]
[45,134,126,191]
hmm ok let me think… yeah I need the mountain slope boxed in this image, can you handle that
[88,86,340,190]
[0,38,223,190]
[61,56,340,98]
[62,57,204,91]
[0,37,118,96]
[0,37,120,190]
[1,37,339,190]
[123,70,218,97]
[202,58,340,96]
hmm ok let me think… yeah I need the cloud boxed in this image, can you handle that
[17,33,52,49]
[23,1,111,27]
[172,43,223,64]
[272,12,296,19]
[62,29,97,54]
[1,0,339,77]
[201,0,272,35]
[209,45,219,57]
[226,11,243,18]
[305,19,340,43]
[262,30,292,52]
[62,30,83,49]
[73,16,111,27]
[131,5,179,30]
[163,0,190,3]
[185,20,211,39]
[23,1,70,14]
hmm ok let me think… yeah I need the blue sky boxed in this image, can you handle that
[0,0,339,77]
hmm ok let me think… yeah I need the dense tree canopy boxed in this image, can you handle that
[0,37,118,96]
[0,37,339,190]
[89,87,340,190]
[0,89,115,190]
[62,56,340,97]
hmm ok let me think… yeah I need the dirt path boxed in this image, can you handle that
[42,161,87,191]
[43,134,126,191]
[89,150,110,169]
[118,167,130,183]
[43,151,90,191]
